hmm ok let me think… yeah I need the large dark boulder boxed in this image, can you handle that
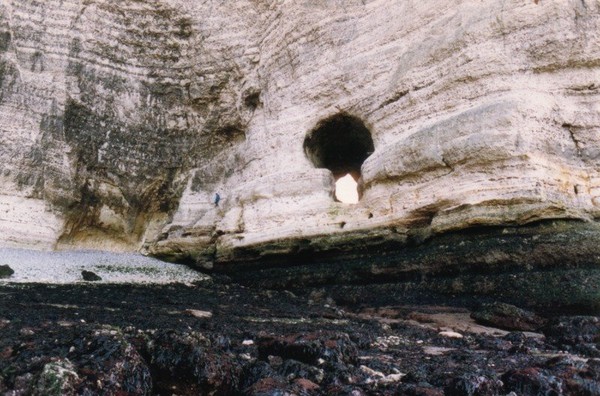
[0,265,14,279]
[471,302,546,332]
[81,270,101,282]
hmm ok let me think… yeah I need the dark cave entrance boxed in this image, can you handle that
[303,113,374,203]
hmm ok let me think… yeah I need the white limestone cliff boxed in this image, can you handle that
[0,0,599,270]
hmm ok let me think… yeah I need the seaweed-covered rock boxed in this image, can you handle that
[12,373,36,395]
[501,367,563,396]
[76,329,152,395]
[257,332,358,366]
[0,264,14,279]
[81,270,102,282]
[244,376,289,396]
[471,303,546,332]
[543,316,600,345]
[241,361,321,395]
[33,359,79,396]
[544,356,600,395]
[3,281,600,396]
[543,316,600,356]
[277,359,325,384]
[145,330,242,395]
[500,331,545,355]
[400,385,444,396]
[240,361,278,392]
[445,373,503,396]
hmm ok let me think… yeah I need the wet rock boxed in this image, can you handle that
[502,332,530,344]
[359,365,404,385]
[244,376,288,396]
[539,356,593,394]
[4,281,600,396]
[34,359,79,396]
[19,327,35,336]
[471,302,546,332]
[0,319,9,329]
[292,378,320,394]
[268,355,283,367]
[77,330,152,395]
[501,367,563,395]
[547,357,600,395]
[278,359,325,384]
[0,264,14,278]
[146,330,242,395]
[240,361,278,392]
[323,384,368,395]
[402,368,431,385]
[257,332,358,366]
[185,309,213,318]
[543,316,600,357]
[243,361,328,396]
[444,373,503,396]
[255,332,362,393]
[500,331,545,354]
[81,270,101,282]
[439,330,463,339]
[475,335,513,352]
[543,316,600,344]
[401,385,445,396]
[13,373,35,395]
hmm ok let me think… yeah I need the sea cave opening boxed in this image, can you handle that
[303,113,374,204]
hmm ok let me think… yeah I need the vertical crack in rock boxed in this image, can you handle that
[562,123,583,157]
[441,156,454,172]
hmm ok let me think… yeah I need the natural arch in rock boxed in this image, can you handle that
[303,113,374,203]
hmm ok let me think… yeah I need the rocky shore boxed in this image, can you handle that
[1,277,599,395]
[1,1,600,393]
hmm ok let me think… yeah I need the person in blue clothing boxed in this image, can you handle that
[214,192,221,207]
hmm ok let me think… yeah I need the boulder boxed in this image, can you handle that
[81,271,102,282]
[0,265,14,279]
[471,303,546,332]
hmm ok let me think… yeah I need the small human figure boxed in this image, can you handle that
[214,192,221,207]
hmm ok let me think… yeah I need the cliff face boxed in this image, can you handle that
[0,0,261,250]
[1,0,600,292]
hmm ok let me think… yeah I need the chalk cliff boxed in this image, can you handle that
[1,0,600,305]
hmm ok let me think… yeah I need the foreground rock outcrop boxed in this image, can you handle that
[2,281,600,395]
[1,0,600,306]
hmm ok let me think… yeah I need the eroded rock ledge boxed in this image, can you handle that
[1,1,600,306]
[206,220,600,312]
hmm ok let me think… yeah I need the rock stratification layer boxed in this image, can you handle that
[1,0,600,303]
[0,0,260,250]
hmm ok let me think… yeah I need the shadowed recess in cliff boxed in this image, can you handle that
[303,113,374,202]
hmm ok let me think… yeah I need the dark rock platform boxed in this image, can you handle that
[1,278,599,395]
[213,220,600,314]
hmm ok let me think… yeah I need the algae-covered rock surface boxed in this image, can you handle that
[216,220,600,313]
[1,280,600,395]
[0,264,13,279]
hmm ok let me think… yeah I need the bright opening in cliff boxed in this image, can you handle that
[303,113,374,203]
[335,174,359,204]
